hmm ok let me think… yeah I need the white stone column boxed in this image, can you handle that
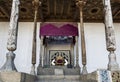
[39,36,44,67]
[46,45,49,66]
[0,0,20,72]
[42,44,45,67]
[70,43,74,67]
[37,36,44,74]
[43,45,46,66]
[103,0,119,71]
[75,36,79,67]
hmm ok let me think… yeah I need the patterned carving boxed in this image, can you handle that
[7,0,20,51]
[112,71,120,82]
[104,0,116,51]
[98,70,112,82]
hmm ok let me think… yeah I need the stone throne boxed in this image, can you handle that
[37,22,80,75]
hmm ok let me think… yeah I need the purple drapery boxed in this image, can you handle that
[40,24,78,36]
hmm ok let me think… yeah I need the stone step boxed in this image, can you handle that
[35,75,81,82]
[35,75,97,82]
[35,80,81,82]
[35,79,97,82]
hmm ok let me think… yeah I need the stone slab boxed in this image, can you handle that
[64,68,80,75]
[37,67,54,75]
[37,67,80,75]
[0,72,36,82]
[36,75,81,82]
[54,69,63,75]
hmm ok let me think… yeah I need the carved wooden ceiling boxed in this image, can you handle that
[0,0,120,22]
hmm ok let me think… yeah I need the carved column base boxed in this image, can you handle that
[30,64,36,75]
[0,51,17,72]
[108,51,119,71]
[82,65,88,75]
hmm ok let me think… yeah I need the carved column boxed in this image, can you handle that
[103,0,119,71]
[0,0,20,72]
[76,36,79,67]
[30,0,41,75]
[76,0,88,74]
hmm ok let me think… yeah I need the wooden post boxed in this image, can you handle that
[76,0,88,74]
[103,0,119,71]
[30,0,41,75]
[0,0,20,72]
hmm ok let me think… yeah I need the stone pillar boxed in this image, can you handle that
[46,44,49,66]
[37,36,44,68]
[76,0,88,74]
[37,36,44,74]
[30,0,41,75]
[43,45,46,66]
[42,45,45,67]
[0,0,20,72]
[39,36,44,67]
[103,0,119,71]
[75,36,79,67]
[70,43,74,67]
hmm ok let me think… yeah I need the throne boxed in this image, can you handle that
[55,55,64,66]
[37,22,80,75]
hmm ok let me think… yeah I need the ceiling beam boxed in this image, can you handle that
[0,6,9,18]
[61,0,64,16]
[47,0,50,15]
[54,0,57,16]
[113,9,120,18]
[67,0,71,16]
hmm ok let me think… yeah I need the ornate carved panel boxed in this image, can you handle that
[0,0,120,22]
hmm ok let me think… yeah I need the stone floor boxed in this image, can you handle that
[36,75,81,82]
[0,72,97,82]
[0,70,120,82]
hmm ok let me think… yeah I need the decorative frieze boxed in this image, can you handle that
[111,71,120,82]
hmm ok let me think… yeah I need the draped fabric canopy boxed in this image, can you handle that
[40,24,78,36]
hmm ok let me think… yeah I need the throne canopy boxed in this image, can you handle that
[40,23,78,36]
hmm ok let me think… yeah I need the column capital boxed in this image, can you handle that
[76,0,86,8]
[32,0,41,10]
